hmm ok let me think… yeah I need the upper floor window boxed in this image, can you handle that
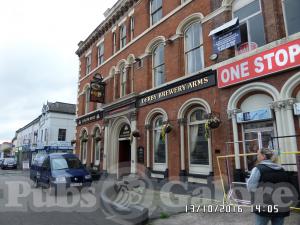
[150,0,163,25]
[233,0,265,54]
[85,53,92,74]
[97,42,104,66]
[84,87,90,114]
[120,64,127,97]
[283,0,300,35]
[130,16,135,41]
[184,21,204,75]
[58,129,66,141]
[152,43,165,87]
[120,24,127,48]
[113,32,117,54]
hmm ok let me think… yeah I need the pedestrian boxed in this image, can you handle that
[247,148,296,225]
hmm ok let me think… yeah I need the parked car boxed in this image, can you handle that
[1,158,17,169]
[30,153,92,193]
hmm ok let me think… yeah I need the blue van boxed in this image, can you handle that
[30,153,92,192]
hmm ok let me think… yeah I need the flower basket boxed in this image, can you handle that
[205,116,221,139]
[208,120,220,129]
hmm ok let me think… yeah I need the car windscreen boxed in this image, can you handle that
[50,157,82,170]
[5,158,15,163]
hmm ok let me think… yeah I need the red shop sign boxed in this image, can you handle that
[217,38,300,88]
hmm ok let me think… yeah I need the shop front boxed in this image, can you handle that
[218,37,300,182]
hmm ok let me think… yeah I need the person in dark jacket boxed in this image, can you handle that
[247,148,297,225]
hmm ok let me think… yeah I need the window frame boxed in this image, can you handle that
[152,115,167,171]
[184,21,204,75]
[85,53,92,74]
[84,87,90,114]
[130,16,135,41]
[152,43,165,87]
[119,64,127,97]
[233,0,266,54]
[81,131,88,164]
[120,24,127,49]
[150,0,163,26]
[187,107,212,175]
[282,0,300,36]
[113,32,117,54]
[94,128,101,165]
[58,128,67,142]
[97,42,104,66]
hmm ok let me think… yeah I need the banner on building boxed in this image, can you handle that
[217,38,300,88]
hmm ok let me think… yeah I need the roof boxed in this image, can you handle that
[16,115,41,133]
[45,102,76,115]
[16,101,75,133]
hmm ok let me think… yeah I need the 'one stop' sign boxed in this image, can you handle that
[217,39,300,88]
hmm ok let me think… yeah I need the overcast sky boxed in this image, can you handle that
[0,0,118,143]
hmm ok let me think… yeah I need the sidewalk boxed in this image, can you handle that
[150,211,300,225]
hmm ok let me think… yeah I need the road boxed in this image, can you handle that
[0,170,119,225]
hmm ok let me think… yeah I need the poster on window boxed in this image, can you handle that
[213,27,241,53]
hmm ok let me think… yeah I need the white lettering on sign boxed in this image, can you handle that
[217,40,300,88]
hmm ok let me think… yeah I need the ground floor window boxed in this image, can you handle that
[187,107,211,175]
[153,115,167,171]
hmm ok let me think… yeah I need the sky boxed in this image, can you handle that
[0,0,118,143]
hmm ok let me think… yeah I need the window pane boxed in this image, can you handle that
[95,141,100,161]
[189,124,209,165]
[234,0,260,21]
[186,48,202,74]
[248,14,266,47]
[154,65,164,86]
[190,109,206,122]
[154,130,166,163]
[285,0,300,35]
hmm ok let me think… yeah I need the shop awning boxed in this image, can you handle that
[209,17,239,36]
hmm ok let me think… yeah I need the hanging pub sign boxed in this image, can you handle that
[119,124,131,139]
[90,73,105,103]
[209,18,241,53]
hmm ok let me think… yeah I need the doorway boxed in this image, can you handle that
[118,140,131,178]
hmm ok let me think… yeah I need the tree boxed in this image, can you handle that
[2,147,12,157]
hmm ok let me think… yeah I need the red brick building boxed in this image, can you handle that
[75,0,300,184]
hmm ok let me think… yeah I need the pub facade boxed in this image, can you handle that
[75,0,300,185]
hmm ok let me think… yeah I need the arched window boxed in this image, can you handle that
[120,64,127,97]
[188,108,209,174]
[94,128,101,165]
[120,24,127,48]
[80,130,88,164]
[184,21,204,75]
[150,0,162,25]
[152,43,165,87]
[152,115,167,171]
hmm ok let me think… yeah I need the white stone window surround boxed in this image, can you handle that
[187,107,211,175]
